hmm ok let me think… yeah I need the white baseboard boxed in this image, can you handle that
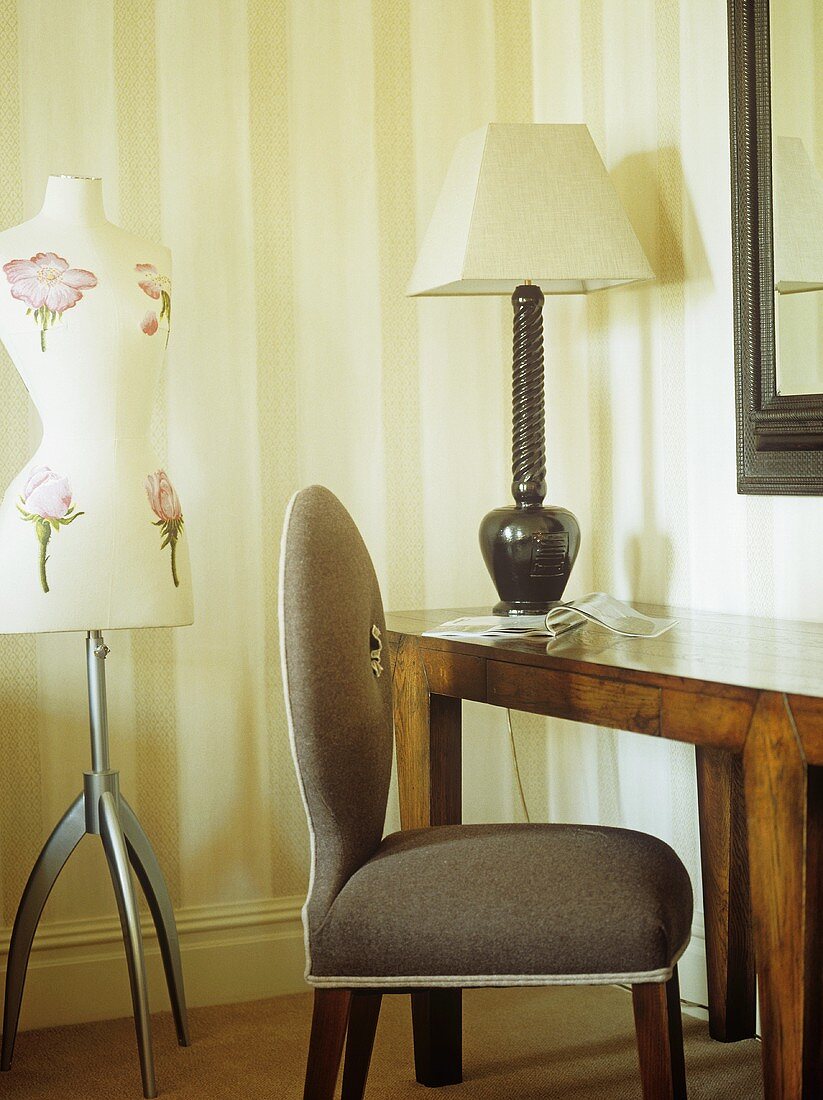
[0,895,308,1032]
[0,903,718,1034]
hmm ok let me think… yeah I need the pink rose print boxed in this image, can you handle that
[3,253,97,352]
[145,469,184,587]
[136,264,171,346]
[17,466,84,593]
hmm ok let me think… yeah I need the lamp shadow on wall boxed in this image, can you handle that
[608,147,711,603]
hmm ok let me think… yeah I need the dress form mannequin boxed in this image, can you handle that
[0,175,191,630]
[0,178,191,1099]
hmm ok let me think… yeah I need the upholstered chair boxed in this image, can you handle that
[280,486,693,1100]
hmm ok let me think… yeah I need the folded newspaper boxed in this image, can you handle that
[423,593,677,641]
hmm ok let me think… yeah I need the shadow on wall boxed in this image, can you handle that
[612,148,712,603]
[611,147,713,292]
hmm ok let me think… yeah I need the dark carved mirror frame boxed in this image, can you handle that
[729,0,823,494]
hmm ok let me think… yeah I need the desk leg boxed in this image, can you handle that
[743,692,823,1099]
[392,635,462,1087]
[695,746,756,1041]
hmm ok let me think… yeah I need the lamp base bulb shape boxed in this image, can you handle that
[479,503,581,616]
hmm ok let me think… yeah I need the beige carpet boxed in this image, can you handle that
[2,986,762,1098]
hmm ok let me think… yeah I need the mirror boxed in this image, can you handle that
[770,3,823,396]
[729,0,823,492]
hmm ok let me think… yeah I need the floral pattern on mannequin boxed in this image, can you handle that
[145,470,184,587]
[137,264,172,346]
[0,175,192,633]
[17,467,84,593]
[3,253,97,351]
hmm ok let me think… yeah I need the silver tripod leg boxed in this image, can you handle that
[99,791,157,1100]
[1,794,86,1071]
[1,636,187,1097]
[120,797,190,1047]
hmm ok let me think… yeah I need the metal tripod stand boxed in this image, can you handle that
[1,631,189,1098]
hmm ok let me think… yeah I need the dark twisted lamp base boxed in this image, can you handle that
[479,283,580,615]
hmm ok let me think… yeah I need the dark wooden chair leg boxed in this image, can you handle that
[411,989,463,1086]
[695,745,756,1041]
[632,968,687,1100]
[304,989,352,1100]
[341,992,382,1100]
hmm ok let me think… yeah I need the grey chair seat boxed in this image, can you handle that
[310,822,693,986]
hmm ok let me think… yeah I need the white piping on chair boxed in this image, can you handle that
[307,966,677,989]
[304,935,690,991]
[279,489,316,982]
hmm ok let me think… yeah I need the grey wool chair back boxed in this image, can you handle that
[279,485,393,944]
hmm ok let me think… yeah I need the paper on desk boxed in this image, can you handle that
[423,593,677,641]
[544,593,677,638]
[423,614,551,639]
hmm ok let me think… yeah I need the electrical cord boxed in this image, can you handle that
[506,708,531,823]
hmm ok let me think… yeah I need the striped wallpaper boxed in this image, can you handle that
[1,0,822,1016]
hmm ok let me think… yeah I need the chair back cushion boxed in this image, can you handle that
[279,486,393,944]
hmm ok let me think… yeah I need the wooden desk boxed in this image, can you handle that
[387,605,823,1100]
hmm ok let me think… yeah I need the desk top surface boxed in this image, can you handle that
[386,605,823,700]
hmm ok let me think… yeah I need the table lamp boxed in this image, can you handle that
[408,123,653,614]
[0,175,192,1098]
[772,135,823,294]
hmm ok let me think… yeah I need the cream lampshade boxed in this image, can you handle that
[408,123,652,614]
[773,135,823,295]
[408,123,652,296]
